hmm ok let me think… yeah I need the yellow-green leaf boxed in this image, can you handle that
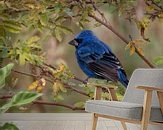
[28,36,40,44]
[53,94,64,101]
[136,47,144,56]
[74,102,85,108]
[40,14,48,26]
[0,63,14,89]
[19,54,26,65]
[54,29,62,42]
[130,46,135,55]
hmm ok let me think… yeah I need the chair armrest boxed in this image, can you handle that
[136,86,163,92]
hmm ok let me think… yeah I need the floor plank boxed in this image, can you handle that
[0,113,140,130]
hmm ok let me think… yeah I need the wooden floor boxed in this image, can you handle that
[0,113,141,130]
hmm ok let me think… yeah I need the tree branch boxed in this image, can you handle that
[33,100,84,110]
[12,68,89,97]
[73,76,87,84]
[90,0,108,23]
[13,69,39,78]
[63,83,89,97]
[88,13,155,68]
[73,0,155,68]
[149,0,162,10]
[0,95,84,110]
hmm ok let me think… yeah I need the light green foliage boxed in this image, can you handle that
[0,63,14,89]
[154,56,163,66]
[0,91,42,113]
[0,0,162,66]
[74,101,85,109]
[53,94,64,102]
[52,80,67,101]
[116,84,125,96]
[0,123,19,130]
[0,20,22,34]
[0,0,74,65]
[101,92,110,100]
[83,84,94,98]
[8,36,43,65]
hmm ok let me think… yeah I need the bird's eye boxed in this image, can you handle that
[75,38,83,43]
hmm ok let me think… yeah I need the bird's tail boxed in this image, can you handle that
[117,69,129,88]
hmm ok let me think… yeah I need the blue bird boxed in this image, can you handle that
[68,30,129,87]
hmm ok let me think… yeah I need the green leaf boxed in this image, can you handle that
[78,21,85,29]
[19,54,26,65]
[0,123,19,130]
[27,36,40,44]
[0,63,14,89]
[53,94,64,101]
[54,29,62,42]
[26,36,41,49]
[0,91,42,113]
[64,8,74,16]
[74,101,85,108]
[11,91,42,106]
[154,56,163,65]
[3,25,21,33]
[2,20,22,33]
[39,14,49,26]
[57,25,73,34]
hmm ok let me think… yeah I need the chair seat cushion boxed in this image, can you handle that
[85,100,163,122]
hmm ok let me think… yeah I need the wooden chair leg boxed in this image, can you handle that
[121,121,127,130]
[157,91,163,114]
[92,113,98,130]
[141,90,152,130]
[107,88,118,101]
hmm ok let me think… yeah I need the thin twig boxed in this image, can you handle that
[0,95,84,110]
[33,100,84,110]
[88,13,155,68]
[90,0,108,23]
[63,83,89,97]
[74,76,87,84]
[74,0,155,68]
[150,0,162,10]
[12,68,89,97]
[13,69,38,78]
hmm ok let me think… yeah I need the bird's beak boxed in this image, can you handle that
[68,39,78,47]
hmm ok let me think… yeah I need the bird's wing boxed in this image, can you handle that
[77,44,121,81]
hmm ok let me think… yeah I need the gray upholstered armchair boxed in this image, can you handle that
[85,69,163,130]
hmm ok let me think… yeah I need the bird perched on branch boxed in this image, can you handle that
[68,30,128,87]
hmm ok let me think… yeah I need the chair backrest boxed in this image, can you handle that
[123,69,163,107]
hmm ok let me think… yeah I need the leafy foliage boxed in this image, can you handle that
[52,63,74,82]
[28,78,46,93]
[74,101,85,109]
[125,39,145,55]
[0,63,14,89]
[52,80,66,101]
[0,91,42,113]
[0,0,74,66]
[154,56,163,65]
[7,36,43,65]
[0,123,19,130]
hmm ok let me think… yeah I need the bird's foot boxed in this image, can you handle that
[84,77,89,84]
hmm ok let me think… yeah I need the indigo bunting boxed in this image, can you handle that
[68,30,128,87]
